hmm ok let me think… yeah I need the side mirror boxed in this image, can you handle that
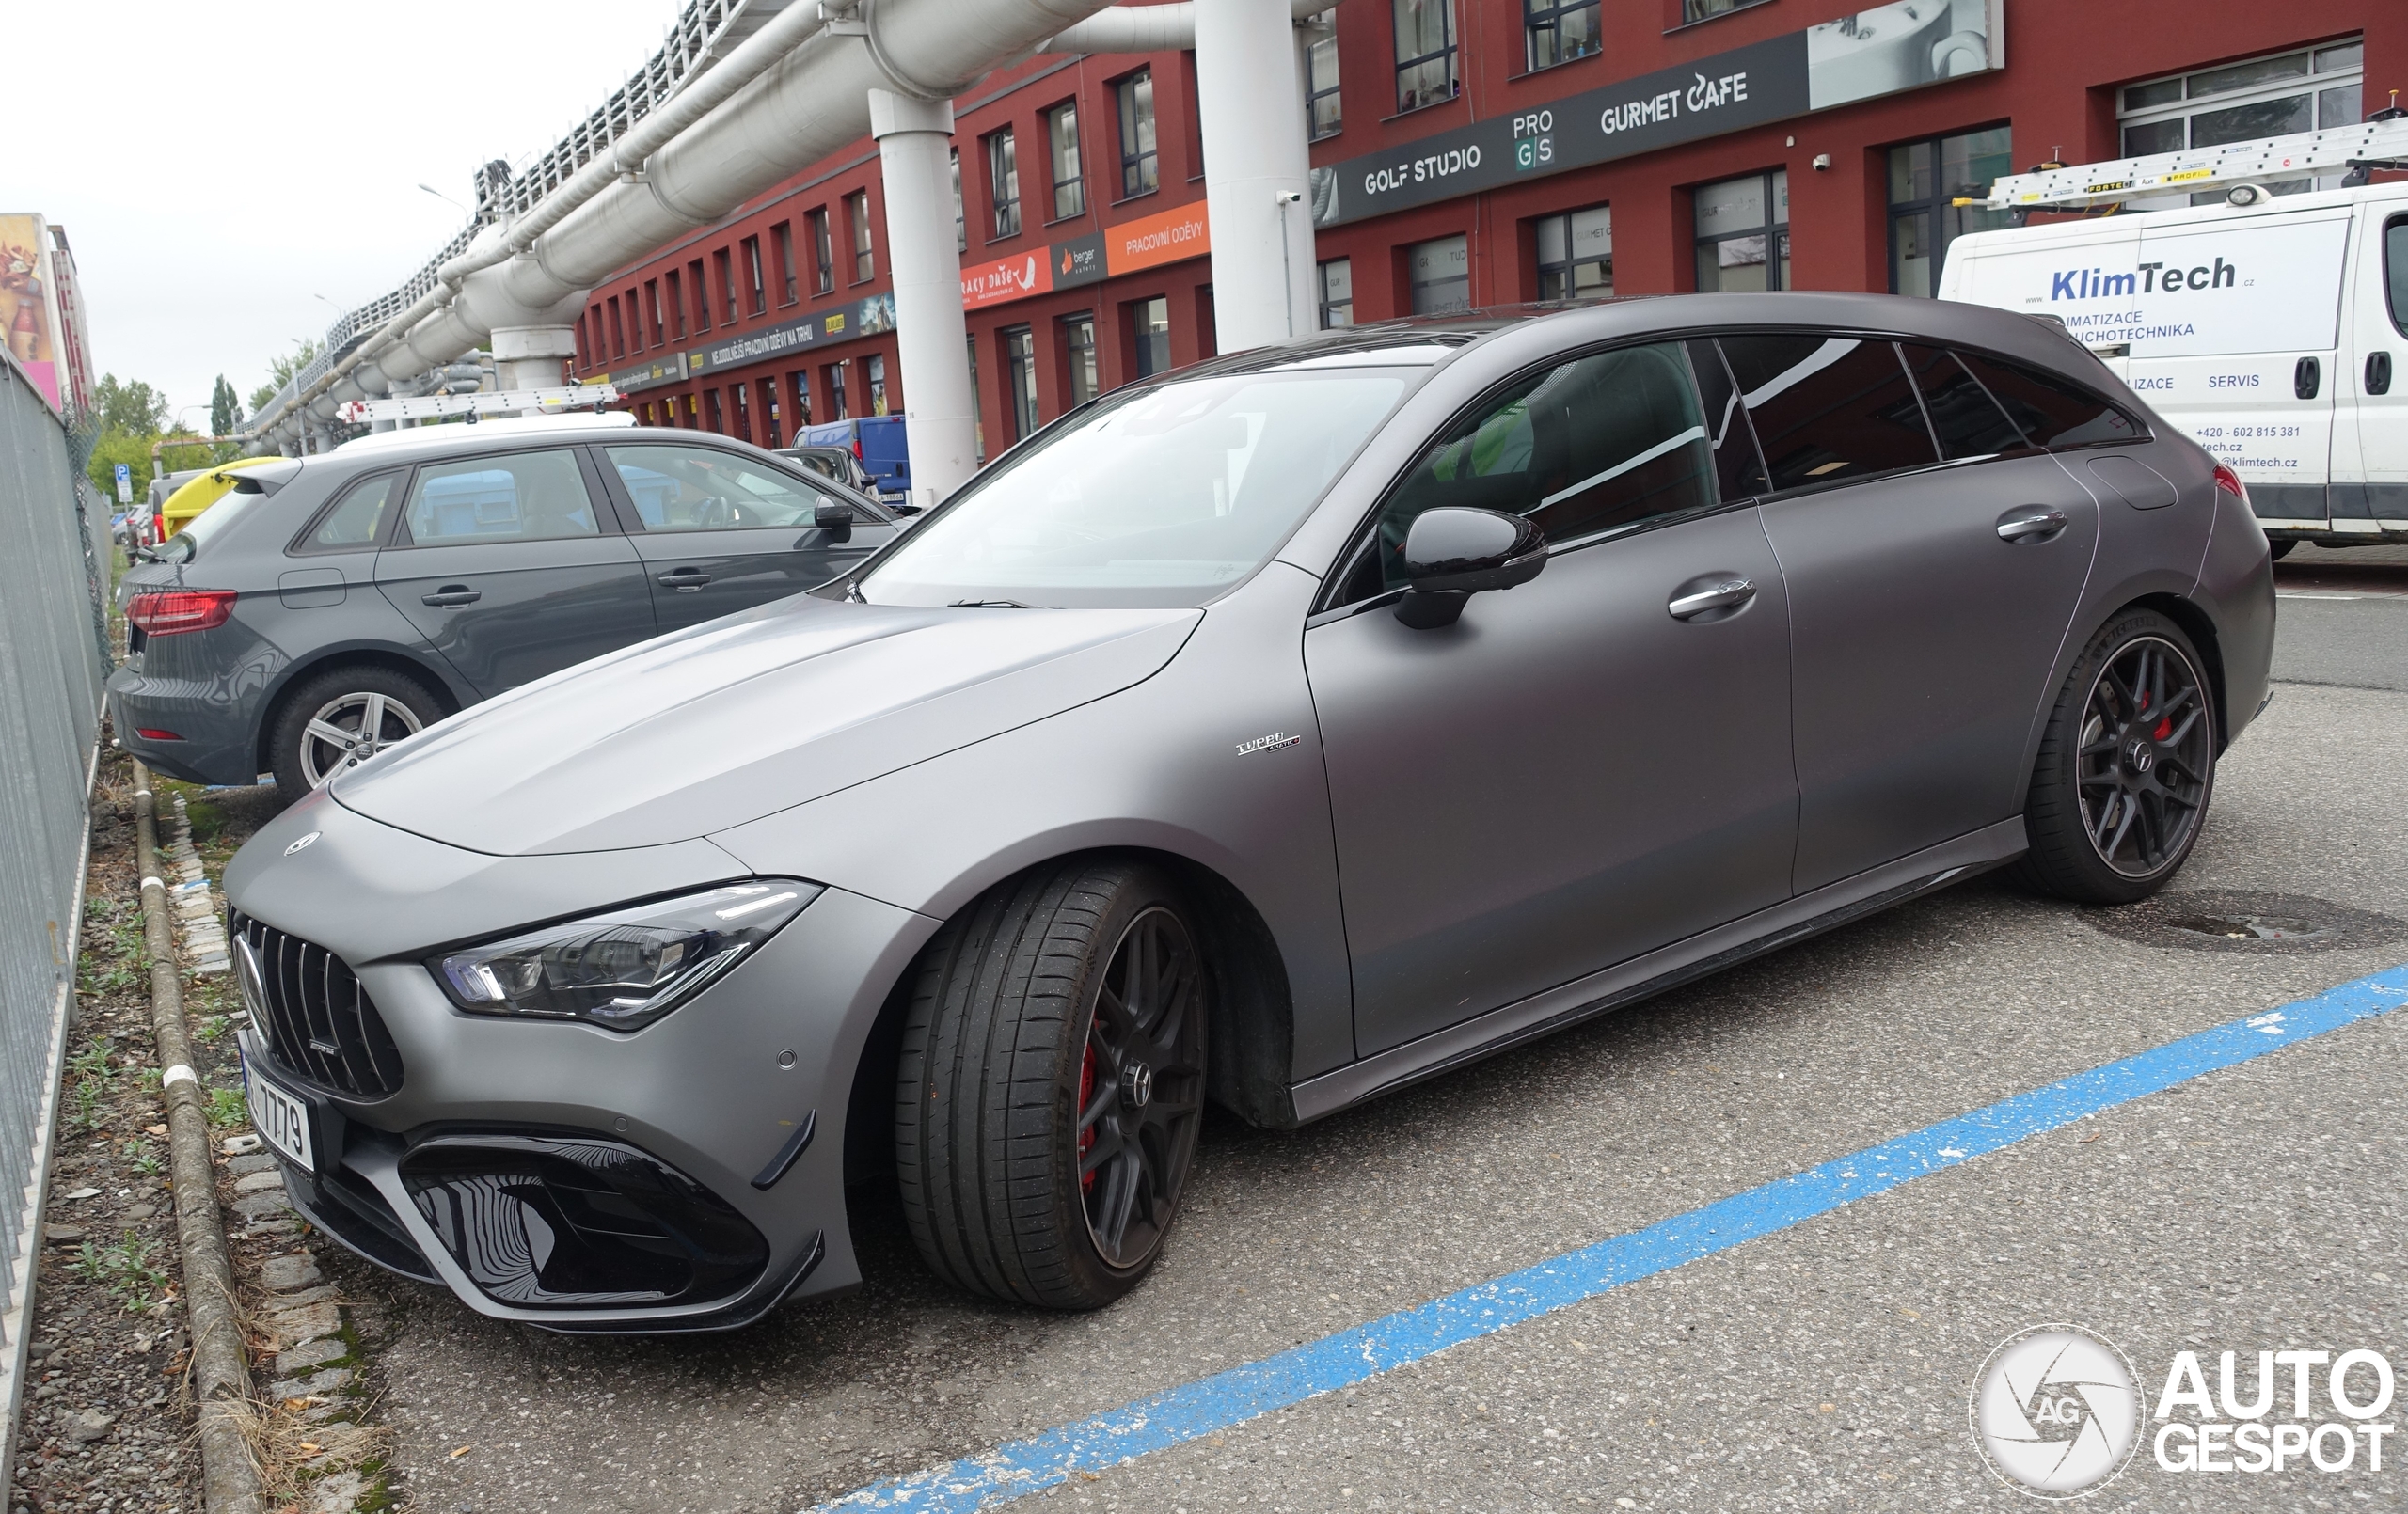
[1394,507,1545,629]
[814,500,855,541]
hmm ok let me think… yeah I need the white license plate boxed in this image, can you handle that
[243,1055,315,1171]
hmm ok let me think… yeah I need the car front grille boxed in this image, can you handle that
[229,907,405,1099]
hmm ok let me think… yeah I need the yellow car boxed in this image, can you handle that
[157,455,282,540]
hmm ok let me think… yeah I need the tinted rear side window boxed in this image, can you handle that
[1900,344,2027,460]
[1687,339,1769,499]
[1718,334,1938,492]
[1953,352,2143,449]
[297,471,403,553]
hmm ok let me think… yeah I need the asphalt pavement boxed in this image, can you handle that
[339,546,2408,1514]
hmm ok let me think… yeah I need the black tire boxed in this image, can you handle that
[267,665,446,805]
[895,860,1209,1310]
[2013,609,2217,905]
[2267,539,2296,560]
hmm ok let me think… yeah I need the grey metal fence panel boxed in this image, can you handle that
[0,350,108,1482]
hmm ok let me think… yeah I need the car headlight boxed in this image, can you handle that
[430,880,822,1032]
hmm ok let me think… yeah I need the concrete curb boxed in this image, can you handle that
[133,763,263,1514]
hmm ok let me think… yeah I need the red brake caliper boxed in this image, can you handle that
[1078,1041,1097,1192]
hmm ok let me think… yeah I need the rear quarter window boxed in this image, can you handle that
[1718,334,1940,493]
[1954,351,2145,449]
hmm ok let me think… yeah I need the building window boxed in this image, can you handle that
[1305,11,1341,139]
[1694,169,1788,292]
[867,353,889,416]
[731,382,752,443]
[1062,313,1099,406]
[1004,326,1039,439]
[826,359,849,420]
[704,386,723,434]
[1887,128,2012,297]
[788,370,812,432]
[1117,70,1159,199]
[689,258,711,330]
[848,190,875,282]
[1407,233,1469,313]
[807,209,835,295]
[742,236,767,316]
[759,378,782,448]
[951,150,966,253]
[1524,0,1599,71]
[665,271,685,339]
[968,334,985,465]
[714,248,737,323]
[987,129,1022,239]
[1047,102,1085,220]
[2118,39,2362,200]
[645,279,665,344]
[773,222,798,305]
[1681,0,1751,23]
[1392,0,1458,113]
[1535,205,1611,300]
[1317,259,1354,327]
[1133,296,1171,377]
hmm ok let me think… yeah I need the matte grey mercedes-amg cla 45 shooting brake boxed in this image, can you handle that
[222,293,2274,1332]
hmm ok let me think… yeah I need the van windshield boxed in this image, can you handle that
[857,370,1413,608]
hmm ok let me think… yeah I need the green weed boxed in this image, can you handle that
[68,1232,173,1313]
[206,1087,247,1129]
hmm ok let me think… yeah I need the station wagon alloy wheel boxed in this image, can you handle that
[1077,906,1207,1271]
[2077,635,2212,878]
[298,690,425,789]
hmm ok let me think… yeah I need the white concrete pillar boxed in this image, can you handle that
[1196,0,1315,354]
[491,325,578,390]
[870,88,979,509]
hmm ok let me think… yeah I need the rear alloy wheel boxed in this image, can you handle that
[2015,610,2216,904]
[269,667,444,803]
[896,860,1208,1310]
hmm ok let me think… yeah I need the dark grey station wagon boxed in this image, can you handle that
[109,416,895,798]
[219,294,2273,1334]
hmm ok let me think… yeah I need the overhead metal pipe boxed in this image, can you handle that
[870,89,981,510]
[1195,0,1316,352]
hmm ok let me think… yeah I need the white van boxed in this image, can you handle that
[1939,179,2408,553]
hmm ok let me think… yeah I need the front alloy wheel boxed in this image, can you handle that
[896,860,1209,1309]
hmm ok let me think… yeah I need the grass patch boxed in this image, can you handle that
[207,1086,248,1129]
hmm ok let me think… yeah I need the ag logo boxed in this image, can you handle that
[283,831,321,857]
[1971,1325,2142,1498]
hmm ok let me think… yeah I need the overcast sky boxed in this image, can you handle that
[16,1,688,424]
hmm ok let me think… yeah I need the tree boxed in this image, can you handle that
[247,338,323,417]
[210,375,240,437]
[90,372,169,437]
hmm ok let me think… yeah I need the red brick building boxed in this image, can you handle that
[572,1,2399,462]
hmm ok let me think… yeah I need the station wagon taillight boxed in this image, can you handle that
[126,589,237,637]
[2211,463,2248,506]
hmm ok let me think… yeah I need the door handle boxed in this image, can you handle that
[2368,351,2394,396]
[2294,355,2321,400]
[1667,577,1755,621]
[420,586,481,607]
[656,569,712,592]
[1995,507,2067,544]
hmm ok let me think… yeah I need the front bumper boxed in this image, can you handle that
[225,800,942,1333]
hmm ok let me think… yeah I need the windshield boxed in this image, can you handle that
[858,369,1412,607]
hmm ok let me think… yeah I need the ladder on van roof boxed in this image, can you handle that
[1962,113,2408,213]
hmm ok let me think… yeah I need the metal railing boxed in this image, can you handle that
[0,351,112,1484]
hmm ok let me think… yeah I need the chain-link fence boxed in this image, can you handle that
[0,350,112,1475]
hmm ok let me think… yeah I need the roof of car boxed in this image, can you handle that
[263,418,786,479]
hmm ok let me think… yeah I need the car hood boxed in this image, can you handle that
[332,594,1201,856]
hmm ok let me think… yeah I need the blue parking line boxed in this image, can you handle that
[816,964,2408,1513]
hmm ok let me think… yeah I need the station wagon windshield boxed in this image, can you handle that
[858,369,1413,608]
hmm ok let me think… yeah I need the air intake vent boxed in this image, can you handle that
[229,907,404,1099]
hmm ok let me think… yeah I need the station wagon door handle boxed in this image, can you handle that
[1667,578,1755,620]
[1995,508,2067,544]
[420,586,482,607]
[656,569,712,591]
